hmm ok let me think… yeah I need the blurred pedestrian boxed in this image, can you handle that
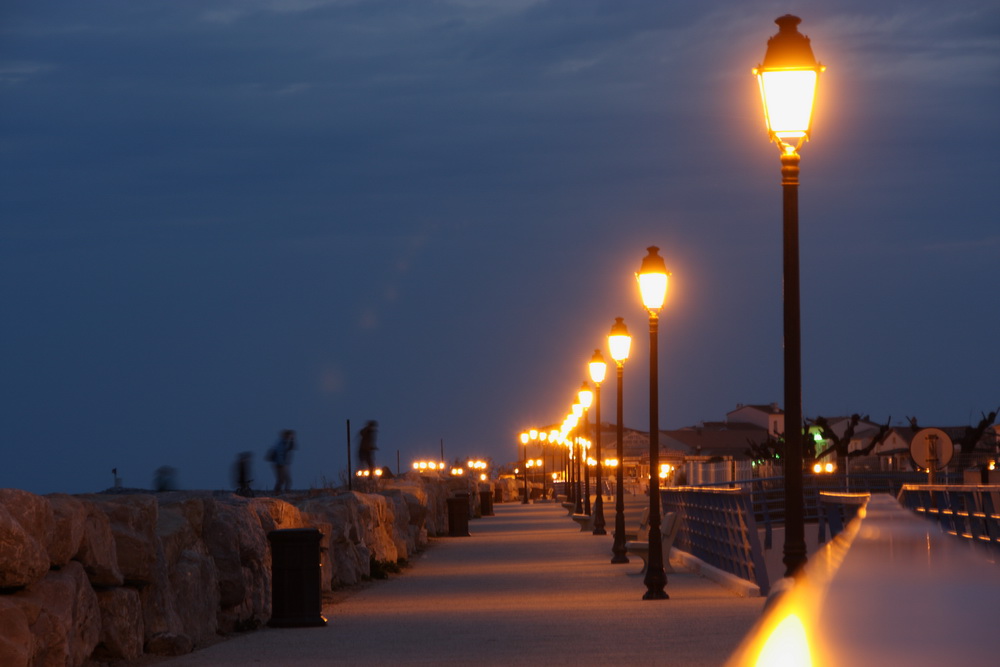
[358,421,378,472]
[233,451,254,497]
[267,429,296,493]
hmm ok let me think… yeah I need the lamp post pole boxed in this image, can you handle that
[753,14,823,578]
[520,433,530,505]
[609,317,631,564]
[583,423,591,515]
[578,383,593,516]
[637,246,669,600]
[591,350,608,535]
[781,145,806,575]
[574,431,584,514]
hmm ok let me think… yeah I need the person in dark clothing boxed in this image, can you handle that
[358,421,378,472]
[268,429,296,493]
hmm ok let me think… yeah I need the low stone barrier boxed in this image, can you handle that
[0,474,475,666]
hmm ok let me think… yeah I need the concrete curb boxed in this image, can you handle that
[672,548,762,598]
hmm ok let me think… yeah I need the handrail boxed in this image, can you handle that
[661,487,770,595]
[725,494,1000,666]
[897,484,1000,557]
[816,491,869,544]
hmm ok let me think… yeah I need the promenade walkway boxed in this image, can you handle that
[156,501,764,666]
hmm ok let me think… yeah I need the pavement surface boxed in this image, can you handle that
[154,501,765,666]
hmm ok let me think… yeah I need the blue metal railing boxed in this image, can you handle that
[816,491,869,543]
[897,484,1000,558]
[661,487,770,595]
[690,472,961,548]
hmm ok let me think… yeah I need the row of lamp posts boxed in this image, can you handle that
[516,14,822,595]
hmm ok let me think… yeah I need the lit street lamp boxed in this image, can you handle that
[578,382,594,515]
[571,402,584,514]
[589,349,608,535]
[608,317,632,564]
[636,246,670,600]
[753,14,823,578]
[519,431,530,504]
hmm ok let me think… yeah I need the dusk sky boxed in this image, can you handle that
[3,1,997,495]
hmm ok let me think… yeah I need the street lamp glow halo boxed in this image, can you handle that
[753,14,824,152]
[589,349,607,384]
[636,246,670,312]
[578,382,594,409]
[608,317,632,363]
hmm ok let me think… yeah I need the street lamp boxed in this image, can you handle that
[753,14,823,578]
[578,382,594,515]
[637,246,670,600]
[589,349,608,535]
[608,317,632,564]
[519,431,530,504]
[571,402,585,514]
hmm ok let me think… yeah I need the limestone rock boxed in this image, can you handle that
[85,495,159,585]
[74,499,124,587]
[44,494,86,569]
[145,632,193,656]
[168,544,219,646]
[137,540,184,651]
[10,561,100,667]
[0,502,49,589]
[378,490,412,559]
[94,587,144,661]
[0,597,31,667]
[252,496,306,531]
[203,498,269,632]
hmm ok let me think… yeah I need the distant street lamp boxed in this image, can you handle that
[608,317,632,564]
[636,246,670,600]
[578,382,594,515]
[589,349,608,535]
[519,431,530,504]
[753,14,824,578]
[571,402,585,513]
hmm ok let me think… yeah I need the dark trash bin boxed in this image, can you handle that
[494,487,503,503]
[480,490,494,516]
[268,528,327,627]
[447,493,471,536]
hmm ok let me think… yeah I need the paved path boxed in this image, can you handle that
[156,502,764,666]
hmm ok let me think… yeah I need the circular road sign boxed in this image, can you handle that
[909,428,954,471]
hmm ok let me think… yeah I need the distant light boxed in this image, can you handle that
[608,318,632,363]
[824,463,835,473]
[589,349,607,385]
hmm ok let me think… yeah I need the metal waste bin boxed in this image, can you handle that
[480,490,494,516]
[268,528,327,627]
[446,493,471,536]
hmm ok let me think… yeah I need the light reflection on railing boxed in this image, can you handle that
[726,494,1000,666]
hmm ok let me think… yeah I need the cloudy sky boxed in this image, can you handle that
[2,1,997,494]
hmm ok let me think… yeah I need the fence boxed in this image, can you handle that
[689,471,962,548]
[724,494,1000,666]
[897,484,1000,559]
[661,487,770,595]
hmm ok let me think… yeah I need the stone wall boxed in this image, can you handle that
[0,474,478,666]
